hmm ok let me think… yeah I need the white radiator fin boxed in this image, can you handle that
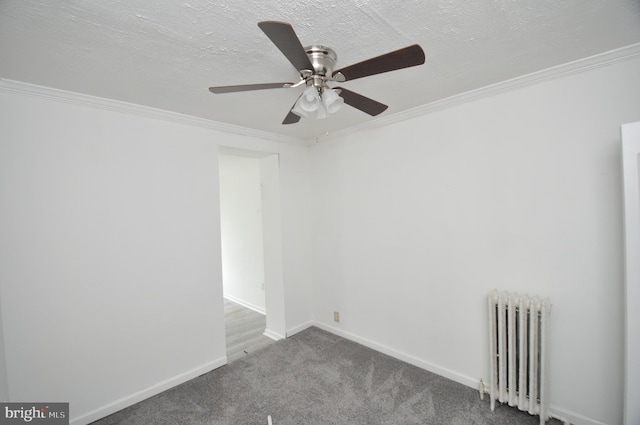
[488,290,551,425]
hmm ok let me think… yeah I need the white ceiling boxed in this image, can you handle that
[2,1,640,141]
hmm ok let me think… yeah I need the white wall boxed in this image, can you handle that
[0,90,226,423]
[310,56,640,425]
[220,155,266,312]
[0,83,313,423]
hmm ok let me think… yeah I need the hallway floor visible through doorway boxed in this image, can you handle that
[224,299,275,362]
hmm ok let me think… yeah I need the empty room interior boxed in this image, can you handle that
[1,1,640,425]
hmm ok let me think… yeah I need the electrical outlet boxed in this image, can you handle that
[334,311,340,322]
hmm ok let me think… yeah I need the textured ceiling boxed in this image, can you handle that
[1,1,640,141]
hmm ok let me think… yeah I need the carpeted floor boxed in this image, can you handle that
[91,327,562,424]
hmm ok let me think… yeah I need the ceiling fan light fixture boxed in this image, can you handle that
[292,86,343,120]
[316,88,344,120]
[322,88,344,114]
[292,86,320,117]
[316,102,328,120]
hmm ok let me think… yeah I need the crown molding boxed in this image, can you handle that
[317,42,640,143]
[0,79,303,146]
[3,42,640,147]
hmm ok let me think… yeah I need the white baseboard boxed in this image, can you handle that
[263,328,285,341]
[547,405,610,425]
[70,357,227,425]
[312,321,479,389]
[287,320,314,337]
[224,294,265,315]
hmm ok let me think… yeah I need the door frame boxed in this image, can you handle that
[218,146,286,341]
[622,121,640,425]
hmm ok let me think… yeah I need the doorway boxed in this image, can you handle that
[218,147,286,362]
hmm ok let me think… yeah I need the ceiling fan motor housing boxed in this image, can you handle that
[304,45,337,88]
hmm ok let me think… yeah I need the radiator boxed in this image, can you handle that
[488,290,551,425]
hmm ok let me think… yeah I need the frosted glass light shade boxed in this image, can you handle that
[292,86,343,119]
[322,88,344,114]
[292,86,320,118]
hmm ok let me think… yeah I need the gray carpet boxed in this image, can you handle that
[92,327,562,424]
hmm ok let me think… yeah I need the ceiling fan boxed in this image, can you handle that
[209,21,426,125]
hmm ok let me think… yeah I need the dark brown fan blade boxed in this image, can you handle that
[335,87,388,116]
[258,21,314,72]
[333,44,425,81]
[209,82,293,94]
[282,96,302,125]
[282,110,301,125]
